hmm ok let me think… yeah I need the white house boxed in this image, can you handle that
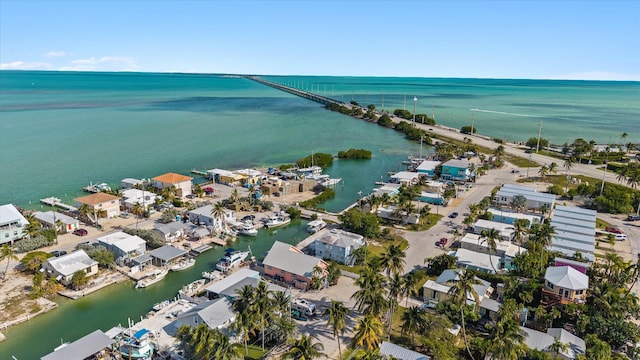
[311,229,364,265]
[550,205,596,262]
[44,250,99,285]
[377,205,420,225]
[422,269,497,318]
[473,219,515,241]
[151,172,193,198]
[0,204,29,244]
[379,341,430,360]
[121,188,160,212]
[33,211,79,234]
[520,327,586,359]
[454,248,503,274]
[390,171,420,185]
[416,160,441,178]
[188,205,236,231]
[459,233,525,270]
[543,266,589,305]
[169,297,236,333]
[97,231,146,260]
[493,184,556,212]
[154,221,194,242]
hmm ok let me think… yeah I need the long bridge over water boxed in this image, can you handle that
[245,76,345,107]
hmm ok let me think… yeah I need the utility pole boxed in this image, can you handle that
[413,97,418,124]
[536,120,543,152]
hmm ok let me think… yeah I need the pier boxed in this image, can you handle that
[39,197,78,212]
[190,168,208,177]
[245,76,344,106]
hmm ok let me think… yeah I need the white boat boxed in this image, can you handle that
[152,300,170,311]
[178,279,206,297]
[264,213,291,228]
[237,222,258,236]
[216,250,250,272]
[307,218,326,233]
[320,177,341,187]
[135,269,168,288]
[170,258,195,271]
[202,270,222,280]
[116,327,154,359]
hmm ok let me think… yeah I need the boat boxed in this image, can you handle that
[178,279,206,297]
[263,212,291,228]
[135,269,168,288]
[320,177,341,187]
[82,182,111,193]
[216,250,250,272]
[152,300,170,311]
[202,270,222,280]
[117,328,154,359]
[170,257,195,271]
[237,221,258,236]
[307,218,326,233]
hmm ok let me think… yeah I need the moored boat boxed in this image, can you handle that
[320,177,341,187]
[178,279,206,297]
[117,328,154,359]
[216,249,250,272]
[263,212,291,228]
[135,269,168,288]
[170,258,195,271]
[152,300,170,311]
[307,218,326,233]
[202,270,222,280]
[237,221,258,236]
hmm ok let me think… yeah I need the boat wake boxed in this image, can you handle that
[469,108,541,118]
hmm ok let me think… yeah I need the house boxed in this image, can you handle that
[121,178,144,190]
[493,184,556,212]
[74,193,120,218]
[371,183,401,197]
[33,211,79,234]
[188,205,235,231]
[154,221,194,242]
[473,219,515,241]
[97,231,146,261]
[121,188,160,212]
[440,159,474,181]
[520,326,586,359]
[0,204,29,244]
[169,297,236,334]
[459,233,525,270]
[207,168,245,186]
[151,172,193,198]
[41,329,115,360]
[379,341,430,360]
[44,250,99,285]
[487,207,541,226]
[418,191,445,205]
[416,160,441,178]
[205,268,260,299]
[542,266,589,305]
[390,171,420,185]
[311,229,365,265]
[377,205,420,225]
[549,205,596,262]
[148,245,187,267]
[235,168,263,186]
[262,241,327,290]
[422,269,497,317]
[554,257,589,274]
[454,248,503,274]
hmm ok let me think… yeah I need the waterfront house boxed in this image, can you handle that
[44,250,99,285]
[377,205,420,225]
[311,229,365,265]
[235,168,263,186]
[440,159,474,181]
[459,233,525,270]
[207,168,245,186]
[372,183,401,197]
[422,269,496,316]
[33,211,79,234]
[120,178,144,190]
[188,205,236,231]
[41,329,115,360]
[519,327,585,359]
[0,204,29,244]
[205,268,260,299]
[454,248,503,274]
[542,266,589,305]
[74,192,120,218]
[416,160,441,178]
[262,241,327,290]
[390,171,420,185]
[121,188,160,212]
[169,297,236,333]
[148,245,187,267]
[379,341,430,360]
[97,231,146,261]
[473,219,515,241]
[151,172,193,198]
[154,221,193,242]
[549,205,596,262]
[493,184,556,212]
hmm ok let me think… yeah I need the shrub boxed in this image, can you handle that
[14,235,53,253]
[286,206,302,219]
[300,188,335,209]
[122,228,166,249]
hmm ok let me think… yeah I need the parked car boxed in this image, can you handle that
[52,250,67,257]
[605,226,622,234]
[615,234,628,241]
[120,212,130,219]
[439,237,448,247]
[73,228,88,236]
[628,215,640,221]
[448,212,459,219]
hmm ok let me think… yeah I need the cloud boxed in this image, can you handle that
[43,50,67,58]
[0,61,53,70]
[59,56,140,71]
[545,71,640,81]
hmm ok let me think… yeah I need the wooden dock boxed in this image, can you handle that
[40,197,78,212]
[190,244,213,256]
[191,168,208,176]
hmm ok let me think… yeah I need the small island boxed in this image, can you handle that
[337,148,372,159]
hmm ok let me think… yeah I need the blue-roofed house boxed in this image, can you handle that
[440,159,474,181]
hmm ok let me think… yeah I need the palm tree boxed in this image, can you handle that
[324,300,349,359]
[254,281,272,350]
[1,244,18,280]
[214,331,244,360]
[352,314,384,351]
[400,305,426,342]
[538,164,549,179]
[284,334,325,360]
[620,132,628,150]
[131,202,143,229]
[380,244,405,277]
[402,272,419,308]
[211,201,228,233]
[352,261,388,316]
[233,284,256,355]
[483,319,527,360]
[548,162,558,175]
[512,219,530,247]
[351,348,387,360]
[549,336,569,360]
[23,214,40,238]
[448,270,481,360]
[563,157,575,194]
[386,272,404,340]
[509,194,527,213]
[480,228,500,273]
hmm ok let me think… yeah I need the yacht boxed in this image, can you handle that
[135,269,168,288]
[264,212,291,228]
[115,327,154,359]
[178,279,206,297]
[319,177,341,187]
[237,221,258,236]
[216,250,250,272]
[170,258,195,271]
[202,270,222,280]
[307,218,326,233]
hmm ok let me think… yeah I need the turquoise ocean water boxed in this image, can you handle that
[0,71,638,358]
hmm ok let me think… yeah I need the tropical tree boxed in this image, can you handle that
[352,259,388,315]
[548,162,558,175]
[211,201,228,233]
[132,202,144,229]
[386,272,404,340]
[284,334,325,360]
[509,194,527,213]
[254,281,272,350]
[324,300,349,359]
[23,214,41,238]
[352,314,384,351]
[233,284,256,355]
[326,262,342,285]
[380,244,405,277]
[71,270,88,290]
[564,157,576,194]
[538,164,549,179]
[480,228,501,273]
[549,336,569,360]
[483,319,527,360]
[448,270,481,360]
[512,218,530,246]
[1,244,18,280]
[19,250,51,273]
[402,272,419,308]
[401,305,427,342]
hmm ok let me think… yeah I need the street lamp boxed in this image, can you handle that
[413,96,418,123]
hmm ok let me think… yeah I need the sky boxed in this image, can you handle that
[1,0,639,80]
